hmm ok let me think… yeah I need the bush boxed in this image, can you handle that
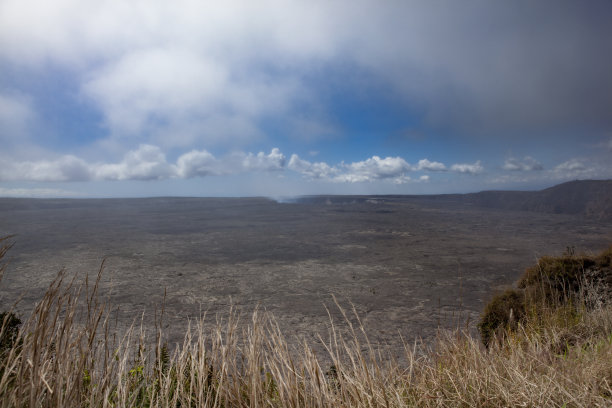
[479,246,612,347]
[478,289,525,347]
[518,254,591,300]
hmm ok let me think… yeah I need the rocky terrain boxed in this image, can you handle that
[0,180,610,356]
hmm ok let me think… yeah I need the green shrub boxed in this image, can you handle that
[479,246,612,347]
[478,289,525,347]
[518,246,612,305]
[519,253,588,288]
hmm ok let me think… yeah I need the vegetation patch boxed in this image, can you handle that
[477,289,525,347]
[479,246,612,348]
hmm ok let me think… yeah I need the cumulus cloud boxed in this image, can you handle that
[288,155,339,180]
[553,159,586,173]
[1,155,91,182]
[0,140,487,186]
[0,145,293,182]
[288,155,415,184]
[450,161,484,175]
[414,159,446,171]
[547,157,612,181]
[502,156,543,171]
[242,148,286,171]
[175,150,221,178]
[95,145,174,180]
[338,156,411,183]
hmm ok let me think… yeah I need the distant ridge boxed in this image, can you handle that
[0,180,609,220]
[297,180,612,220]
[465,179,612,219]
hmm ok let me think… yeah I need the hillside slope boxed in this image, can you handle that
[465,179,612,219]
[297,179,612,220]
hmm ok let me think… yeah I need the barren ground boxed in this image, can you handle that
[0,197,610,357]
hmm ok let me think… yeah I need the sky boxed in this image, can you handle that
[1,0,612,198]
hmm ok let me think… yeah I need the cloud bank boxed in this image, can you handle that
[1,146,484,184]
[3,145,607,188]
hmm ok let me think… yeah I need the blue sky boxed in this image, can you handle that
[1,0,611,198]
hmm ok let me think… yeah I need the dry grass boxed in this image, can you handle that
[1,239,611,407]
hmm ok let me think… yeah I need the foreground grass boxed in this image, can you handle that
[1,241,611,407]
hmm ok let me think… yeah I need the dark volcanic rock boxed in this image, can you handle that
[0,181,610,358]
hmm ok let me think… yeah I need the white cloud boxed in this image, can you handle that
[82,48,302,146]
[1,145,176,183]
[0,144,486,186]
[0,145,292,182]
[545,157,612,182]
[175,150,221,178]
[1,2,320,149]
[288,154,413,184]
[242,148,286,171]
[83,49,228,136]
[288,155,478,184]
[414,159,446,171]
[94,144,174,180]
[502,156,543,171]
[553,159,586,173]
[1,155,91,182]
[450,161,484,174]
[288,154,339,180]
[340,156,411,182]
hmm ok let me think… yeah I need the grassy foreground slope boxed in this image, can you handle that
[1,237,611,407]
